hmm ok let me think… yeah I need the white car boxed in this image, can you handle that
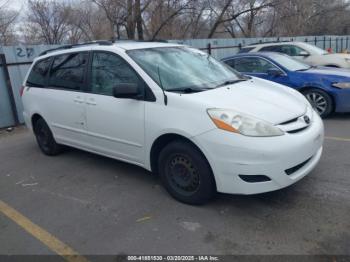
[240,41,350,68]
[21,41,324,204]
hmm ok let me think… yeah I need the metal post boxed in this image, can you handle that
[206,43,211,55]
[341,37,343,52]
[347,37,349,50]
[0,54,19,125]
[329,37,332,50]
[336,38,338,53]
[323,36,326,50]
[314,36,317,46]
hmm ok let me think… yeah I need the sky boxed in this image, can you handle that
[4,0,26,11]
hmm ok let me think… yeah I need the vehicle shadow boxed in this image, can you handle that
[65,145,305,210]
[327,112,350,119]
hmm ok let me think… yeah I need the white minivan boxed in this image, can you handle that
[21,41,324,204]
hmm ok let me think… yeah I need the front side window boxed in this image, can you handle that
[230,57,278,74]
[280,45,307,56]
[127,47,244,92]
[48,52,88,90]
[26,58,51,87]
[260,45,282,53]
[91,52,141,96]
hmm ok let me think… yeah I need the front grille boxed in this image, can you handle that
[279,117,299,125]
[285,158,312,175]
[277,113,311,134]
[287,126,308,134]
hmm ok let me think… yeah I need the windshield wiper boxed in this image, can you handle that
[215,79,248,88]
[166,87,209,93]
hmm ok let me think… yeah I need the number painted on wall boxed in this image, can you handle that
[16,47,35,58]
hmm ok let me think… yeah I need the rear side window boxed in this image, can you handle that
[26,58,51,87]
[238,47,255,54]
[48,52,88,90]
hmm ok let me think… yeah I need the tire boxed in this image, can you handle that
[33,118,63,156]
[303,89,333,118]
[158,140,216,205]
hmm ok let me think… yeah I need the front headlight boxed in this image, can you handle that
[332,82,350,89]
[207,109,284,137]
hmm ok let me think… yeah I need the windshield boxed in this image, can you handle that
[269,53,311,71]
[127,47,244,91]
[302,43,328,55]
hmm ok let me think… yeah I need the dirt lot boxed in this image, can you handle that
[0,115,349,259]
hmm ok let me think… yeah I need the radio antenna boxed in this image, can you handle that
[157,66,168,105]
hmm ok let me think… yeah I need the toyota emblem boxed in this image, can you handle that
[304,115,311,124]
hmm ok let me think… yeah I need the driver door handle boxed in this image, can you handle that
[86,98,97,106]
[74,97,84,104]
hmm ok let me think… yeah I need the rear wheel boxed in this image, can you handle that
[303,89,333,118]
[158,140,216,205]
[33,118,63,156]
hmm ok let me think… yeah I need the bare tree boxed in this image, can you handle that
[207,0,275,38]
[7,0,350,44]
[143,0,194,40]
[0,0,18,45]
[68,1,113,42]
[25,0,72,44]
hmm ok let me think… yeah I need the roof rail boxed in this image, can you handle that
[114,39,168,43]
[39,40,113,56]
[247,39,295,46]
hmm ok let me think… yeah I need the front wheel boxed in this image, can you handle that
[33,118,63,156]
[158,140,216,205]
[303,89,333,118]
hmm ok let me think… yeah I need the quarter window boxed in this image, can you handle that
[48,52,88,90]
[26,58,51,87]
[238,47,255,54]
[91,52,141,96]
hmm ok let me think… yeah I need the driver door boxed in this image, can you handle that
[85,51,145,165]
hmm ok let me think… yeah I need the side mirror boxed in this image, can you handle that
[267,68,283,77]
[113,83,141,99]
[299,51,310,57]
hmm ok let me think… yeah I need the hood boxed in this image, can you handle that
[185,77,307,125]
[325,53,350,59]
[301,66,350,78]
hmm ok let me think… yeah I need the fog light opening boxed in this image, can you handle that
[239,175,271,183]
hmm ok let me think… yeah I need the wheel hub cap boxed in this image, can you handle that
[169,156,199,193]
[306,92,327,115]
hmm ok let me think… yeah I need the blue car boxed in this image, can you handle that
[222,52,350,117]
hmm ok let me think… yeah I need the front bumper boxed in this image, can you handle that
[333,88,350,113]
[193,112,324,195]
